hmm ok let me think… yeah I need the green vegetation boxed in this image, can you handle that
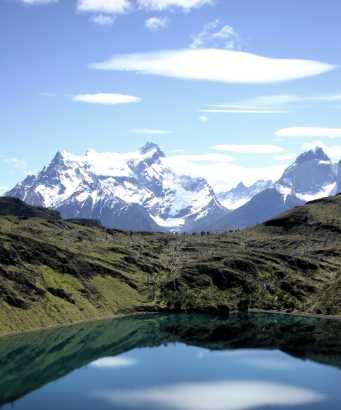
[1,195,341,335]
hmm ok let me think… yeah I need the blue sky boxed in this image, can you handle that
[1,0,341,192]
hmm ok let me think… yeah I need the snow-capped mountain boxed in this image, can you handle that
[210,146,338,230]
[218,180,273,210]
[6,144,341,232]
[7,143,227,232]
[276,147,337,201]
[212,188,304,231]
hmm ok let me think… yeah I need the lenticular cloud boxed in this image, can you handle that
[91,48,335,84]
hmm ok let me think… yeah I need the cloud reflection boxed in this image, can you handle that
[93,380,324,410]
[89,356,136,368]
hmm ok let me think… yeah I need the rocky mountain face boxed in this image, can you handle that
[6,144,341,231]
[276,147,337,201]
[211,147,339,230]
[7,143,226,232]
[213,188,304,231]
[218,180,273,210]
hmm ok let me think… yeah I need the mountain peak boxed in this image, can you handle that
[139,142,165,158]
[235,182,247,190]
[50,150,68,166]
[295,147,330,164]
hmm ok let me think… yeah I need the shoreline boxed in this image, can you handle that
[0,311,154,339]
[1,308,341,339]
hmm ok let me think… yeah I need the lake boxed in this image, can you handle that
[1,313,341,410]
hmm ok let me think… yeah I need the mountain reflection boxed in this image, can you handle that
[0,313,341,406]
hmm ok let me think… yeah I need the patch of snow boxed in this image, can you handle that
[296,182,336,202]
[275,184,292,201]
[150,215,185,229]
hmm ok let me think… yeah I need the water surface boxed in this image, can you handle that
[1,313,341,410]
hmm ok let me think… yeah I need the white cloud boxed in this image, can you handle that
[276,127,341,138]
[167,149,184,153]
[145,16,169,31]
[201,93,341,115]
[164,155,285,191]
[190,19,241,50]
[130,128,172,134]
[137,0,212,11]
[77,0,131,14]
[0,186,8,194]
[20,0,58,4]
[274,153,298,161]
[199,115,208,122]
[91,14,115,25]
[211,144,284,154]
[4,157,28,170]
[316,95,341,101]
[41,92,57,97]
[90,356,136,368]
[93,380,324,410]
[168,154,236,162]
[73,93,141,105]
[91,49,335,84]
[201,108,286,114]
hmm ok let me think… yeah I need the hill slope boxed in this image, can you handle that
[0,196,341,335]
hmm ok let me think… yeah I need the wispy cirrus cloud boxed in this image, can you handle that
[211,144,284,154]
[73,93,141,105]
[145,16,169,31]
[77,0,131,14]
[201,108,286,114]
[4,157,28,170]
[274,153,298,161]
[1,155,32,177]
[276,127,341,138]
[168,154,236,163]
[20,0,58,4]
[91,14,115,25]
[130,128,172,134]
[77,0,211,14]
[91,49,335,84]
[190,19,241,50]
[199,115,208,123]
[137,0,213,11]
[201,93,341,115]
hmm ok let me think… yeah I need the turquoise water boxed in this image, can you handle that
[1,313,341,410]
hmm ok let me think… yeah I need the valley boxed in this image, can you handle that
[1,193,341,335]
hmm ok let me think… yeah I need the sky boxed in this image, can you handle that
[1,0,341,192]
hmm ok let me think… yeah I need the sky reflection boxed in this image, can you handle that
[93,380,325,410]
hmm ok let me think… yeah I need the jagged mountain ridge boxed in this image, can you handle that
[7,143,227,232]
[276,147,337,201]
[211,146,340,230]
[218,180,273,210]
[6,144,341,231]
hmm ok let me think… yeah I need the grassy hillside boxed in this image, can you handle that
[1,195,341,334]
